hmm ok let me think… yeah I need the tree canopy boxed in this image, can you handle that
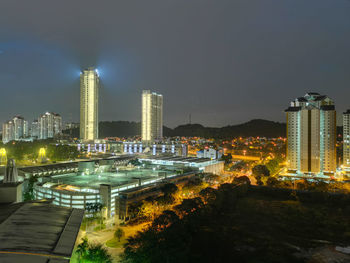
[120,184,350,263]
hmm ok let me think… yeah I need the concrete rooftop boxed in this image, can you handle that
[0,200,84,263]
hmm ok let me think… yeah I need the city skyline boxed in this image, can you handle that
[2,1,350,263]
[1,0,350,127]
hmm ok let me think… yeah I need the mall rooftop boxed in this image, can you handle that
[38,168,175,192]
[138,156,224,175]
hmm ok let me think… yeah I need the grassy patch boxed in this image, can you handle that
[93,224,106,232]
[106,237,125,248]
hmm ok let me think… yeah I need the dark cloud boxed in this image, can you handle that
[0,0,350,127]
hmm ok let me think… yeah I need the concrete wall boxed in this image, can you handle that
[0,183,23,203]
[204,162,224,175]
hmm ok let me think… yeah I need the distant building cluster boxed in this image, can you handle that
[37,112,62,140]
[2,67,165,147]
[2,112,62,143]
[2,116,29,143]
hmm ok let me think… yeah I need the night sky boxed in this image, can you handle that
[1,0,350,127]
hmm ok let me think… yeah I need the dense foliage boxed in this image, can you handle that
[252,164,270,184]
[23,175,38,201]
[120,184,350,263]
[76,237,112,263]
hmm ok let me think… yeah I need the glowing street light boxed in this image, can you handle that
[39,148,46,163]
[0,148,7,165]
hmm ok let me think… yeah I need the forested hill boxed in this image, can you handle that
[169,119,286,138]
[63,119,287,139]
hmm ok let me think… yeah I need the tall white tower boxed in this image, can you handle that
[80,68,99,141]
[141,90,163,143]
[285,93,336,175]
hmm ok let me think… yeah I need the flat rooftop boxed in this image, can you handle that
[42,168,174,190]
[18,155,136,175]
[0,200,84,263]
[139,156,218,164]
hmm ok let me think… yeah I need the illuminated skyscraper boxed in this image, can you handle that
[285,93,336,175]
[2,120,14,143]
[13,116,28,140]
[141,90,163,143]
[80,68,99,141]
[38,112,62,139]
[343,110,350,169]
[2,116,28,143]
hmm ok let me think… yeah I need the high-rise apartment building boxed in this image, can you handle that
[31,120,39,138]
[38,112,62,139]
[141,90,163,143]
[2,116,28,143]
[2,121,14,144]
[343,110,350,169]
[285,93,336,175]
[80,68,99,141]
[13,116,28,140]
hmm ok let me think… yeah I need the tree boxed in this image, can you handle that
[76,237,89,262]
[76,238,112,263]
[252,165,270,185]
[161,183,178,197]
[266,177,280,187]
[84,243,112,263]
[233,176,251,185]
[23,175,38,201]
[114,228,125,242]
[128,201,143,218]
[221,153,232,164]
[121,182,350,263]
[266,159,279,175]
[174,197,203,217]
[230,161,247,172]
[152,210,179,231]
[156,194,175,206]
[85,202,104,231]
[140,200,159,221]
[182,177,205,197]
[199,187,217,204]
[205,173,221,184]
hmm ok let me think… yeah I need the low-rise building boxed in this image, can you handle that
[116,172,197,221]
[139,156,224,175]
[197,148,223,159]
[33,165,179,218]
